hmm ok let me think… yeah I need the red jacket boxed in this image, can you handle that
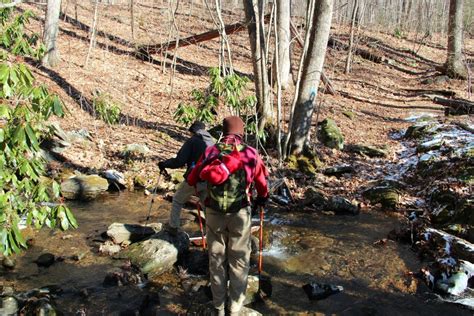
[187,135,269,199]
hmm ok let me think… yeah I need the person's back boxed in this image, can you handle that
[187,116,268,316]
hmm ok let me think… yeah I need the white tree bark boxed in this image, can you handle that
[42,0,62,67]
[243,0,271,130]
[275,0,291,89]
[289,0,334,155]
[445,0,467,79]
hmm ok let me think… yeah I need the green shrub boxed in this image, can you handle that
[174,67,261,139]
[93,93,121,125]
[0,59,77,256]
[0,8,45,59]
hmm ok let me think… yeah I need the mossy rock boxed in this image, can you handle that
[362,180,402,210]
[346,144,388,158]
[61,174,109,200]
[404,122,437,139]
[303,187,328,206]
[169,170,185,184]
[454,199,474,226]
[323,165,354,177]
[416,138,444,153]
[430,205,455,225]
[429,188,458,210]
[133,174,148,188]
[327,196,360,215]
[287,154,322,175]
[317,118,344,150]
[428,188,461,225]
[457,166,474,185]
[122,144,150,160]
[416,152,445,176]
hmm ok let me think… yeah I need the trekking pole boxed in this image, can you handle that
[194,187,206,249]
[258,205,264,280]
[143,171,164,232]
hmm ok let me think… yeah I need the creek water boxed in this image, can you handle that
[1,191,471,315]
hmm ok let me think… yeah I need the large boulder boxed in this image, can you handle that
[404,122,437,139]
[317,119,344,150]
[302,187,328,207]
[318,118,344,150]
[326,196,360,215]
[106,223,162,245]
[124,231,189,277]
[362,180,402,210]
[61,174,109,200]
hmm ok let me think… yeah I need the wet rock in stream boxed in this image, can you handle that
[61,174,109,200]
[327,196,360,215]
[302,282,344,301]
[2,257,16,270]
[362,180,402,210]
[35,253,56,268]
[0,294,18,315]
[107,222,162,245]
[123,231,189,277]
[99,241,122,256]
[102,169,126,189]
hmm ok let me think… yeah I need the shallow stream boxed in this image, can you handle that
[1,191,471,315]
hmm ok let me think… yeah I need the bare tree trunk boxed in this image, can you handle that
[274,0,282,162]
[345,0,358,74]
[445,0,467,79]
[84,0,99,68]
[74,0,77,21]
[42,0,62,67]
[288,0,334,155]
[243,0,271,130]
[130,0,135,41]
[275,0,291,89]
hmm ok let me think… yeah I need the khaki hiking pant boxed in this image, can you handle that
[206,206,252,314]
[169,181,207,229]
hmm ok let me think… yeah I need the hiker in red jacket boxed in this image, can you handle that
[188,116,268,316]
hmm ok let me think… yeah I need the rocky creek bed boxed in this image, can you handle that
[0,116,473,315]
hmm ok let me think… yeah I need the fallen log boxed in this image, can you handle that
[433,97,474,116]
[426,228,474,263]
[327,37,386,64]
[404,89,456,98]
[289,20,336,95]
[137,21,247,59]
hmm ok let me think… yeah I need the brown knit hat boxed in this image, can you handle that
[223,116,244,137]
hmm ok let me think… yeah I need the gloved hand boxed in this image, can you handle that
[253,195,269,209]
[158,161,166,173]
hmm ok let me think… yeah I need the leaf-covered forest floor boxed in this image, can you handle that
[7,1,474,314]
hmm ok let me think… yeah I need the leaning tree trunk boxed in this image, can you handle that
[243,0,271,130]
[42,0,62,67]
[445,0,467,79]
[289,0,334,155]
[275,0,291,89]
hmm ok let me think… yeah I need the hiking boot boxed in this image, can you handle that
[164,224,179,236]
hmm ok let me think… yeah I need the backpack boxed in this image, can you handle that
[204,143,248,213]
